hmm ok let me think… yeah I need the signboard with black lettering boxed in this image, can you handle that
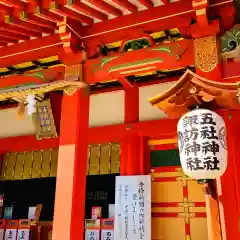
[114,175,151,240]
[101,230,114,240]
[17,229,30,240]
[85,230,100,240]
[177,109,227,179]
[4,229,17,240]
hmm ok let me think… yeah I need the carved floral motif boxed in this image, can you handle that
[195,36,218,72]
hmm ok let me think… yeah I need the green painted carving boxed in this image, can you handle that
[89,56,119,73]
[220,25,240,53]
[25,71,45,81]
[150,44,185,60]
[109,58,163,73]
[122,38,151,52]
[100,56,119,68]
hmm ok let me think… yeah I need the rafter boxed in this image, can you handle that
[65,0,108,21]
[7,17,55,34]
[0,22,42,38]
[0,4,10,14]
[111,0,138,12]
[0,42,7,47]
[0,0,24,9]
[0,36,18,44]
[0,31,30,41]
[21,12,57,30]
[35,9,63,22]
[138,0,153,8]
[88,0,122,17]
[50,2,93,25]
[27,1,63,23]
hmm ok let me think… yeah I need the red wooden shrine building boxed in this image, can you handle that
[0,0,239,240]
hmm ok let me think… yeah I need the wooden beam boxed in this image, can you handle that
[0,135,59,153]
[88,118,178,144]
[0,118,178,151]
[138,0,154,8]
[88,0,122,17]
[111,0,138,12]
[0,34,63,67]
[80,0,193,39]
[65,1,108,21]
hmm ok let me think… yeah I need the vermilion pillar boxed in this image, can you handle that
[120,87,147,175]
[219,110,240,240]
[52,89,89,240]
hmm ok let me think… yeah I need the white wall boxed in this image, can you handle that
[89,91,125,127]
[139,81,177,121]
[0,107,36,138]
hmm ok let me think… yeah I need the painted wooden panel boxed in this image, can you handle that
[41,150,51,178]
[32,151,42,178]
[23,152,34,179]
[5,153,17,180]
[100,144,111,175]
[89,145,101,175]
[88,143,120,175]
[89,91,124,127]
[0,154,8,180]
[14,152,25,180]
[50,149,58,177]
[0,108,35,138]
[151,166,208,240]
[110,143,120,174]
[0,143,120,180]
[1,150,57,180]
[139,82,177,121]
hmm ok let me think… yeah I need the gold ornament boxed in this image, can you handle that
[195,36,218,72]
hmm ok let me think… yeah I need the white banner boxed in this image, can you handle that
[101,230,114,240]
[4,229,17,240]
[85,230,100,240]
[114,175,151,240]
[17,230,30,240]
[0,229,4,240]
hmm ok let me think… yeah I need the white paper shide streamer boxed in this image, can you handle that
[177,109,227,180]
[26,95,36,116]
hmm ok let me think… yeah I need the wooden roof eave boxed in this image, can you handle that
[148,69,240,118]
[0,77,87,102]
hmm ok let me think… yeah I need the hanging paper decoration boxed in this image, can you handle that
[177,109,227,180]
[26,95,36,116]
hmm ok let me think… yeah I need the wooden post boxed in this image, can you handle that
[120,86,142,175]
[52,89,89,240]
[218,110,240,240]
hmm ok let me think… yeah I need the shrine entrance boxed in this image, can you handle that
[150,149,213,240]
